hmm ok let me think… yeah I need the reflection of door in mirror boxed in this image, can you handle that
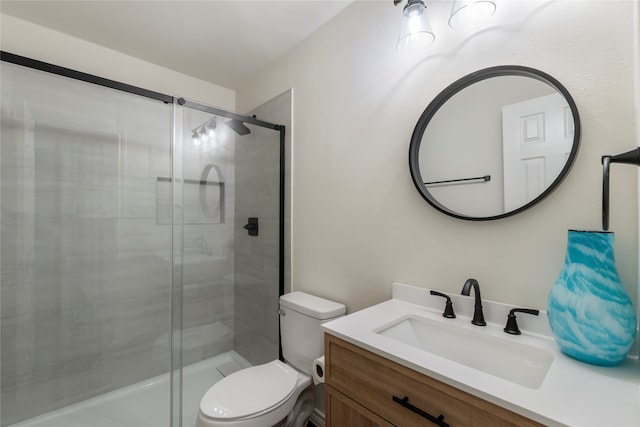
[502,94,574,212]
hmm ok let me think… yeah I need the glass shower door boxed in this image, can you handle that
[1,55,284,427]
[176,102,283,427]
[1,61,175,426]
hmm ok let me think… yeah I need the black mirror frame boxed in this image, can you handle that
[409,65,581,221]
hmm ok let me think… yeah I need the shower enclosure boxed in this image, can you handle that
[0,52,284,427]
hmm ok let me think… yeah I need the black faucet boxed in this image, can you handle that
[461,278,486,326]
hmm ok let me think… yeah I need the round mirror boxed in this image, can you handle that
[409,66,580,221]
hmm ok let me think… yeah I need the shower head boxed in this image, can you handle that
[224,119,251,136]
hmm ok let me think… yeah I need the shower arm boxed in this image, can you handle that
[602,147,640,231]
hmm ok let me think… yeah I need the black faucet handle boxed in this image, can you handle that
[429,290,456,318]
[504,308,540,335]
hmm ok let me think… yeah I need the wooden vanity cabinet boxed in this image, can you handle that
[324,334,544,427]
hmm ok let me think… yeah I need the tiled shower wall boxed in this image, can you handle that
[233,90,291,366]
[0,118,174,425]
[0,64,235,425]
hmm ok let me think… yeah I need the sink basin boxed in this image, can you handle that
[375,315,554,389]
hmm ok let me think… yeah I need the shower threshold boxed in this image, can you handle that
[8,351,251,427]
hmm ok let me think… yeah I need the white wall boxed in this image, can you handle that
[237,1,639,314]
[0,14,235,110]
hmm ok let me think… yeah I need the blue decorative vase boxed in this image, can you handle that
[548,230,637,366]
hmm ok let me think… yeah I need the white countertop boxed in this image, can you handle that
[322,283,640,427]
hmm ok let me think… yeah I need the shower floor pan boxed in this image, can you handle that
[8,351,250,427]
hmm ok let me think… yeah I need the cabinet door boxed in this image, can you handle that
[326,385,394,427]
[325,334,544,427]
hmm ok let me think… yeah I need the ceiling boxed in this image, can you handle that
[0,1,354,90]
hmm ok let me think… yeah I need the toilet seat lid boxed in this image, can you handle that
[200,360,298,420]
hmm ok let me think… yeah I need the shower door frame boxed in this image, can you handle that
[0,51,286,427]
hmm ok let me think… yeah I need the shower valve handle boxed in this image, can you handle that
[243,217,259,236]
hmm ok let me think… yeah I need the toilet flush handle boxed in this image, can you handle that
[278,309,286,316]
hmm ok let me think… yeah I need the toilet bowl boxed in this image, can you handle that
[196,360,313,427]
[196,292,345,427]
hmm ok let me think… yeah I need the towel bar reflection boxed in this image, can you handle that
[425,174,490,187]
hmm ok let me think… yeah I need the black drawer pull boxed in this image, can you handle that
[392,395,449,427]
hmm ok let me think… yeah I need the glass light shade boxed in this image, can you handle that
[449,0,496,28]
[396,0,435,52]
[198,128,207,145]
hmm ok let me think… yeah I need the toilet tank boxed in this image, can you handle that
[279,292,345,375]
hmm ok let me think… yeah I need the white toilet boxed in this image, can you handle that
[196,292,345,427]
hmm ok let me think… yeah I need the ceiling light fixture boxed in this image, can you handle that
[394,0,435,52]
[393,0,497,52]
[448,0,497,28]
